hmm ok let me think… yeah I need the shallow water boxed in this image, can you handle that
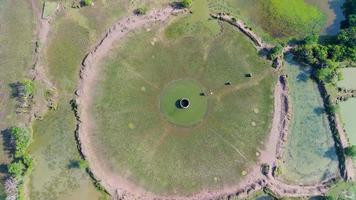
[307,0,345,35]
[339,99,356,146]
[338,68,356,89]
[280,55,338,184]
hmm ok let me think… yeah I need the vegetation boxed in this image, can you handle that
[19,79,34,98]
[268,44,283,60]
[294,0,356,84]
[326,180,356,200]
[28,1,132,198]
[11,127,31,158]
[180,0,193,8]
[82,0,93,6]
[134,7,148,15]
[344,145,356,157]
[91,18,275,194]
[5,127,33,200]
[260,0,326,38]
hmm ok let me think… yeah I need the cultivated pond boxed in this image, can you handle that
[279,55,339,184]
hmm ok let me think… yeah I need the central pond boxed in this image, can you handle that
[279,55,338,184]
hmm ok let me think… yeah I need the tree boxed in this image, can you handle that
[345,145,356,157]
[303,34,319,45]
[180,0,192,8]
[8,161,25,178]
[268,44,283,60]
[82,0,93,6]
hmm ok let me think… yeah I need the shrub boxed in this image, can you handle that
[180,0,193,8]
[268,44,283,60]
[10,127,32,158]
[134,7,148,15]
[8,161,25,179]
[82,0,93,6]
[345,145,356,157]
[78,159,89,169]
[19,79,34,98]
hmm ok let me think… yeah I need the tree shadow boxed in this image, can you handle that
[324,146,338,161]
[1,128,15,157]
[170,2,186,9]
[67,159,80,169]
[8,82,21,98]
[0,164,8,174]
[313,107,325,116]
[296,71,309,82]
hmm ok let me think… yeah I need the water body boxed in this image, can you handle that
[338,68,356,89]
[338,68,356,175]
[340,99,356,146]
[307,0,345,35]
[280,55,338,184]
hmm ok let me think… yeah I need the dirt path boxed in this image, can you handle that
[29,0,59,120]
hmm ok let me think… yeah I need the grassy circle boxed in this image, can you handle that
[91,20,275,195]
[160,79,208,126]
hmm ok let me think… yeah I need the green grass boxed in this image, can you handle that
[160,79,208,126]
[0,0,35,197]
[208,0,328,41]
[327,181,356,200]
[28,1,170,199]
[260,0,326,38]
[43,1,58,19]
[90,12,275,194]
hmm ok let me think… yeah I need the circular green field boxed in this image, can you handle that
[90,17,275,196]
[160,79,208,126]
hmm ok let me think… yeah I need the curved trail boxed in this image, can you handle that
[74,7,341,200]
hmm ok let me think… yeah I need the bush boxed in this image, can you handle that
[10,127,32,158]
[78,159,89,169]
[19,79,34,98]
[82,0,93,6]
[180,0,192,8]
[8,161,25,179]
[134,7,148,15]
[345,145,356,157]
[268,44,283,60]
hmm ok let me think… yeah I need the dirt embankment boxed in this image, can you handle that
[29,0,59,120]
[210,13,272,50]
